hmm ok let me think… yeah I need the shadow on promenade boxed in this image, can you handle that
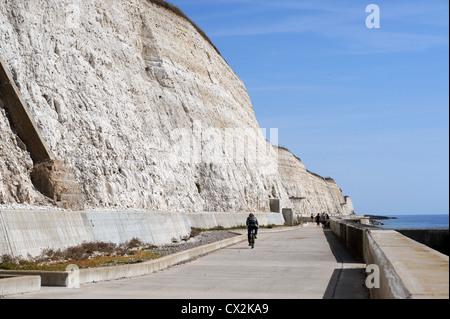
[322,229,370,299]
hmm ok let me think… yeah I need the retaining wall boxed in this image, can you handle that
[186,212,285,230]
[0,275,41,296]
[396,229,449,256]
[330,217,449,299]
[0,209,285,258]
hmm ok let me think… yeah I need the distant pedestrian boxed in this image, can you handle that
[311,213,314,222]
[315,213,321,227]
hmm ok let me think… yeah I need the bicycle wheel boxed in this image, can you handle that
[251,231,255,249]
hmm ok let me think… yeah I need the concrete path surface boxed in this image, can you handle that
[6,224,370,299]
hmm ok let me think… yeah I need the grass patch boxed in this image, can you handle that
[0,238,162,271]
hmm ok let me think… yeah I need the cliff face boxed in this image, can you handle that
[276,147,354,215]
[0,0,354,215]
[0,95,46,204]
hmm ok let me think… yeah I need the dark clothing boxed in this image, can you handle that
[247,226,258,242]
[246,216,259,242]
[246,216,259,227]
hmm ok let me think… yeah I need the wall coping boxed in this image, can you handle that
[330,217,449,299]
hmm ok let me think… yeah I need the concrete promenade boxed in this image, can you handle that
[5,224,369,299]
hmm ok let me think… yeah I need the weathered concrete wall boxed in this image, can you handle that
[330,217,371,260]
[180,212,284,229]
[365,230,449,299]
[0,209,284,258]
[330,217,449,299]
[1,210,96,257]
[396,229,449,256]
[282,208,298,225]
[0,274,41,296]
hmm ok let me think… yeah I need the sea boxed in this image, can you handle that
[374,214,449,229]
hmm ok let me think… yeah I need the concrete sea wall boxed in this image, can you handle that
[0,209,284,258]
[396,228,449,256]
[330,217,449,299]
[0,274,41,296]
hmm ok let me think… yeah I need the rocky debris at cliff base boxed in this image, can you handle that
[364,215,398,226]
[0,203,67,211]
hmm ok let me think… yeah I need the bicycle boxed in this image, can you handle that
[249,229,256,249]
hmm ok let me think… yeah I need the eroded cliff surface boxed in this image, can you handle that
[0,0,354,215]
[276,146,354,215]
[0,95,48,204]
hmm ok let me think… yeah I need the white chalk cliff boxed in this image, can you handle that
[0,0,354,216]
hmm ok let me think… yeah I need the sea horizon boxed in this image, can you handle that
[369,213,449,229]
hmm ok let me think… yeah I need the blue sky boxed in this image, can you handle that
[169,0,449,215]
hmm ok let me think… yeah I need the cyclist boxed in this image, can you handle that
[246,213,259,246]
